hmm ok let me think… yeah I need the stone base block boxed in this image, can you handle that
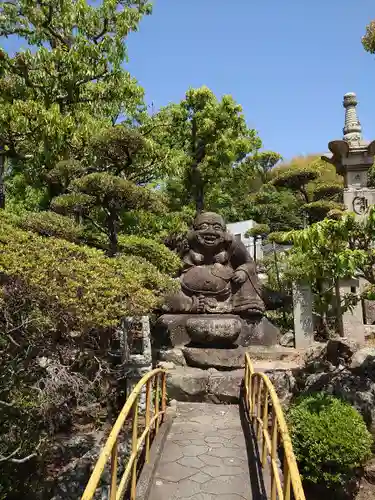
[181,345,301,370]
[167,365,298,404]
[153,314,281,349]
[238,316,280,346]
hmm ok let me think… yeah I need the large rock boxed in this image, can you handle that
[279,331,295,347]
[186,315,242,347]
[207,369,243,403]
[166,367,209,402]
[325,338,362,367]
[237,316,280,346]
[153,313,281,349]
[158,347,186,366]
[364,299,375,325]
[153,314,191,347]
[166,365,298,405]
[265,369,296,405]
[364,457,375,484]
[350,347,375,375]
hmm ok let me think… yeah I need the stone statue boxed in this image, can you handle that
[164,212,265,316]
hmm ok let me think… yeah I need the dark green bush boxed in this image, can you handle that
[287,393,372,490]
[118,234,181,275]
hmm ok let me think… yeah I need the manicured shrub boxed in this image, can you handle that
[17,210,84,242]
[118,234,181,275]
[245,223,270,238]
[0,219,175,334]
[0,218,177,497]
[287,393,373,490]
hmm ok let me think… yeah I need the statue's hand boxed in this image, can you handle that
[196,295,206,313]
[214,251,228,264]
[232,269,247,285]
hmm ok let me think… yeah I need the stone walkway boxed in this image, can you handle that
[148,402,265,500]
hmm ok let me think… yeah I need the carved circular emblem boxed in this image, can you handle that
[352,196,369,215]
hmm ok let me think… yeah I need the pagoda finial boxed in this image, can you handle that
[343,92,362,143]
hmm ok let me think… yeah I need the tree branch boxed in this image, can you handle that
[93,18,109,44]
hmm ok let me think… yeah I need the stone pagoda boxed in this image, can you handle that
[322,92,375,332]
[322,92,375,218]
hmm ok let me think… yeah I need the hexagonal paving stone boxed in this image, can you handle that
[156,462,197,483]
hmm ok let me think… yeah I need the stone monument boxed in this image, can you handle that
[153,213,296,402]
[322,92,375,218]
[322,92,375,336]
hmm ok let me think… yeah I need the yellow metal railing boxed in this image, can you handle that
[244,354,306,500]
[81,368,167,500]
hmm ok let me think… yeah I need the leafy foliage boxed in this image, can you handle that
[0,215,175,496]
[17,210,83,242]
[0,218,174,333]
[52,172,161,254]
[246,223,270,237]
[151,86,266,212]
[288,393,372,489]
[118,235,181,275]
[0,0,151,206]
[253,156,344,232]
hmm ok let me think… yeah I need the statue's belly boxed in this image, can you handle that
[181,265,231,295]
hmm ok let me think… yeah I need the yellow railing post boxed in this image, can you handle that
[243,353,306,500]
[130,397,138,500]
[145,379,151,464]
[81,368,168,500]
[110,440,118,500]
[155,373,160,433]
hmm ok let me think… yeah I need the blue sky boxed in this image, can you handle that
[125,0,375,160]
[2,1,375,160]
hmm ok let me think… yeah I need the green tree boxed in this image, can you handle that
[52,172,161,255]
[279,209,375,336]
[252,155,344,234]
[149,86,265,213]
[0,0,151,207]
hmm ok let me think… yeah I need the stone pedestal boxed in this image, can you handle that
[154,313,280,350]
[152,313,297,403]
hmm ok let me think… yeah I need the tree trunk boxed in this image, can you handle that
[107,213,118,257]
[0,154,5,209]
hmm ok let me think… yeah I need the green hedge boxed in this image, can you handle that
[0,218,175,334]
[118,234,181,275]
[0,217,176,497]
[17,210,84,243]
[287,393,372,490]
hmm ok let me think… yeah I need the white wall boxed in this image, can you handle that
[227,219,256,258]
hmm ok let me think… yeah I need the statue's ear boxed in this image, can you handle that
[225,231,233,243]
[187,230,195,243]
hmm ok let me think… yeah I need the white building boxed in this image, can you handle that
[226,219,258,259]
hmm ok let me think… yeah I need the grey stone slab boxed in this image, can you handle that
[181,445,209,457]
[202,476,250,497]
[177,456,205,469]
[159,441,183,463]
[156,462,197,482]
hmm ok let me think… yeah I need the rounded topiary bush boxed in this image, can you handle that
[118,235,181,275]
[287,393,373,492]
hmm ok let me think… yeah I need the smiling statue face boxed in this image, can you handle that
[193,212,226,249]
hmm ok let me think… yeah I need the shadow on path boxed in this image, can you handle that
[239,384,268,500]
